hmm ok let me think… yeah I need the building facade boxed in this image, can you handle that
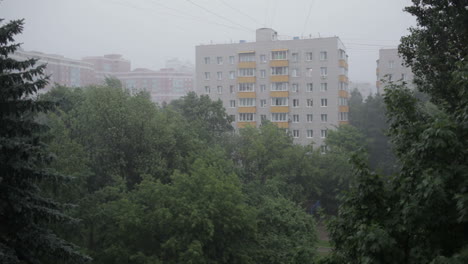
[196,28,350,147]
[376,48,414,94]
[11,49,96,91]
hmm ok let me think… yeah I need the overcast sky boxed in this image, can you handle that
[1,0,416,84]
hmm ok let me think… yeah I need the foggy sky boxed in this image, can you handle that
[1,0,416,84]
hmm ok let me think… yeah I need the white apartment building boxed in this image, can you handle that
[195,28,350,147]
[376,48,414,94]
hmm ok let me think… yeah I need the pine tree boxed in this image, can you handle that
[0,19,90,264]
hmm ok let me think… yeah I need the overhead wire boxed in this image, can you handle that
[185,0,254,32]
[302,0,316,36]
[219,0,263,27]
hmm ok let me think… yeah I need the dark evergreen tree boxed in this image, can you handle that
[0,19,90,264]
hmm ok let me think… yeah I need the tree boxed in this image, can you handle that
[0,19,89,264]
[326,1,468,263]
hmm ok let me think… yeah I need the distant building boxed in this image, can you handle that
[113,67,194,104]
[196,28,350,147]
[349,81,375,98]
[376,48,414,94]
[11,49,96,91]
[82,54,131,82]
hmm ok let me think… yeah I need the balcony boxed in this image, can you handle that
[272,122,289,128]
[338,90,349,98]
[270,75,289,82]
[339,59,348,69]
[339,75,349,83]
[270,106,289,113]
[237,122,256,128]
[238,61,256,68]
[237,107,256,113]
[269,60,289,67]
[339,106,349,112]
[237,76,256,83]
[237,92,256,98]
[270,91,289,97]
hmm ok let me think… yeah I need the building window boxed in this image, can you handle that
[340,67,347,75]
[217,56,223,65]
[204,72,210,80]
[291,68,299,77]
[229,100,236,107]
[204,57,210,64]
[217,86,222,94]
[320,51,327,60]
[271,113,288,122]
[260,54,267,63]
[321,98,328,107]
[307,83,313,92]
[307,129,313,138]
[389,60,394,68]
[339,112,348,121]
[260,99,267,107]
[271,66,288,75]
[388,74,393,81]
[239,113,255,121]
[261,114,267,121]
[271,50,287,60]
[292,130,299,138]
[271,82,288,91]
[293,99,299,107]
[271,97,288,106]
[292,52,299,62]
[307,99,313,107]
[307,114,313,122]
[321,129,328,138]
[239,68,255,77]
[229,71,235,79]
[305,52,313,61]
[217,71,222,80]
[320,83,328,91]
[339,49,346,59]
[230,85,234,93]
[205,86,210,94]
[320,145,327,153]
[321,114,328,122]
[320,67,327,77]
[306,68,313,77]
[260,84,267,92]
[401,73,407,81]
[239,98,255,107]
[339,97,348,106]
[292,83,299,92]
[339,82,348,91]
[260,69,266,78]
[239,53,255,62]
[238,83,255,92]
[230,114,235,121]
[292,114,299,123]
[229,56,235,64]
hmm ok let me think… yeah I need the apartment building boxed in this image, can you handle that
[376,48,414,94]
[196,28,350,147]
[11,49,96,91]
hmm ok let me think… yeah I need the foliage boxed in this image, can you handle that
[0,19,89,264]
[326,1,468,263]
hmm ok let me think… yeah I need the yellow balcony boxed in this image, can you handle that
[339,90,349,98]
[339,59,348,69]
[238,51,255,54]
[238,76,256,83]
[269,60,289,67]
[271,48,288,52]
[237,92,256,98]
[272,122,289,128]
[238,107,256,113]
[339,121,350,125]
[270,75,289,82]
[270,106,289,113]
[339,75,349,83]
[339,106,349,112]
[270,91,289,97]
[237,122,256,128]
[238,61,256,68]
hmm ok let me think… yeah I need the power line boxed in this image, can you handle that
[219,0,263,27]
[302,0,316,36]
[185,0,254,32]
